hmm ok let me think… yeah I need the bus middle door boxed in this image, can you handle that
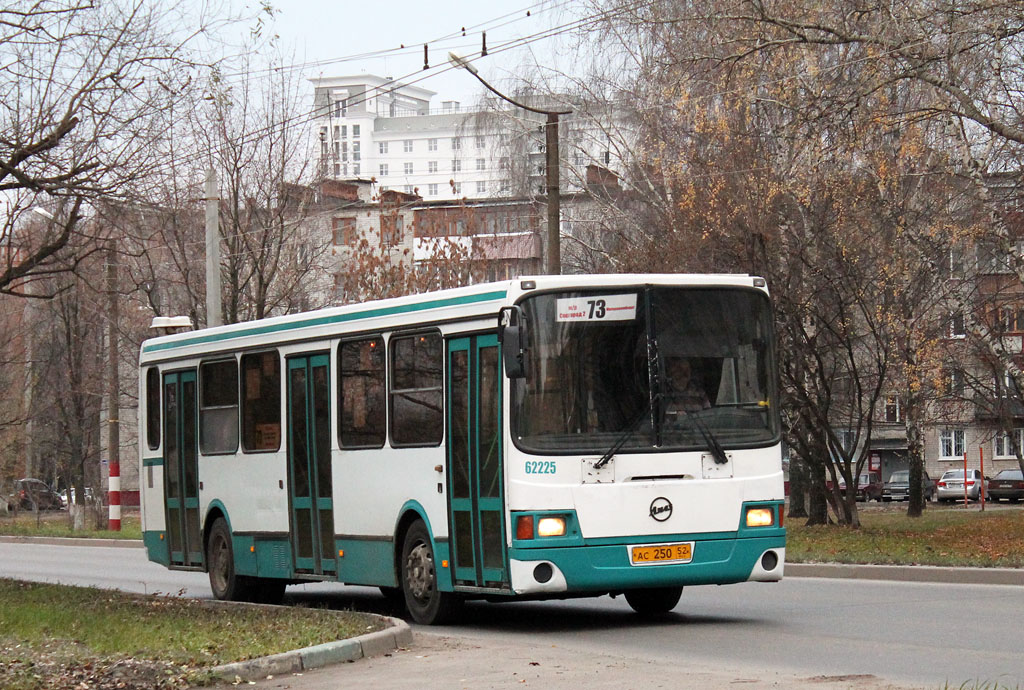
[286,353,336,577]
[447,334,508,590]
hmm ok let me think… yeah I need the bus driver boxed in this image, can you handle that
[664,356,710,413]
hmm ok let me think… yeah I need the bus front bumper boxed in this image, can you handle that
[508,534,785,596]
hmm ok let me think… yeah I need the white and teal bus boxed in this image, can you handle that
[139,274,785,624]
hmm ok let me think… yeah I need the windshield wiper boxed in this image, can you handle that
[593,402,654,469]
[666,401,729,465]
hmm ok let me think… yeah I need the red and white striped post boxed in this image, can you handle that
[108,460,121,530]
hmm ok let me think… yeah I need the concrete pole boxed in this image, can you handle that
[106,239,121,530]
[205,168,222,327]
[545,112,561,275]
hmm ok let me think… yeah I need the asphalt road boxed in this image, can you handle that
[1,541,1022,688]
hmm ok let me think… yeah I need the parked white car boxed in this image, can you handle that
[936,469,985,502]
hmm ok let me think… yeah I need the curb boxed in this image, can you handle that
[0,535,142,549]
[787,562,1024,586]
[210,615,413,683]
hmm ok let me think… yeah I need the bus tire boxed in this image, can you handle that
[400,520,460,625]
[624,586,682,615]
[207,517,252,602]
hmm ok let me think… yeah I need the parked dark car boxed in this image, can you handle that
[882,470,935,502]
[11,478,64,511]
[987,469,1024,503]
[838,471,883,502]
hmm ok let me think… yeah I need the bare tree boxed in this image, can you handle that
[0,1,238,296]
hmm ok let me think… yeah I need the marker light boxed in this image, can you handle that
[746,507,774,528]
[516,515,534,540]
[537,516,567,537]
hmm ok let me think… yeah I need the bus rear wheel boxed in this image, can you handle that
[624,586,683,615]
[207,517,249,601]
[401,520,460,625]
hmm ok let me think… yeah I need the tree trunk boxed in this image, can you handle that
[806,461,829,525]
[788,455,809,519]
[906,401,925,518]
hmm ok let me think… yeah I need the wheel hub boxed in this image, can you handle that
[405,542,434,601]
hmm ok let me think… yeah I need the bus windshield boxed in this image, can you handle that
[511,287,779,454]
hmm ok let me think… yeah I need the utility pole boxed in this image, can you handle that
[205,168,222,327]
[449,52,570,275]
[106,238,121,530]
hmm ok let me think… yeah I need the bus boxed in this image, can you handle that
[138,274,785,624]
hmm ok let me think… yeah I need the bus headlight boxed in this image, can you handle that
[537,516,567,537]
[745,507,774,528]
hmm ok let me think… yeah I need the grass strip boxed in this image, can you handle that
[0,513,142,540]
[0,579,384,689]
[787,508,1024,568]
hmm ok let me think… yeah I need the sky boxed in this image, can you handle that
[260,0,575,107]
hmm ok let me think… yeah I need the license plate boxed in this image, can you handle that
[950,482,963,488]
[629,542,694,566]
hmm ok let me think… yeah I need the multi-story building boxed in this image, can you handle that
[310,74,627,202]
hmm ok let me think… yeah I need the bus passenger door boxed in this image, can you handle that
[286,354,336,577]
[163,370,203,568]
[447,334,508,589]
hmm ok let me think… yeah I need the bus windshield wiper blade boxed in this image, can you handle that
[594,400,655,469]
[674,407,729,465]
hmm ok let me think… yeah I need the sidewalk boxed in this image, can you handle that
[233,631,917,690]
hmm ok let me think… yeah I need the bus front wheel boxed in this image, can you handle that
[400,520,460,625]
[624,586,683,615]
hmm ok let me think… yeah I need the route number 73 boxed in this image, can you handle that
[587,299,606,319]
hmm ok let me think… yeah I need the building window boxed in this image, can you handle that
[332,217,357,245]
[352,141,361,161]
[352,124,360,137]
[381,213,404,246]
[476,158,486,171]
[603,150,611,165]
[334,98,347,117]
[451,159,461,172]
[403,139,413,153]
[340,125,347,138]
[353,164,360,175]
[428,161,438,173]
[241,351,280,452]
[428,138,438,151]
[941,368,965,397]
[452,181,461,194]
[885,396,902,423]
[390,332,443,446]
[476,135,485,149]
[341,141,348,160]
[333,125,340,140]
[404,185,414,194]
[404,162,413,175]
[995,429,1024,458]
[940,429,965,458]
[339,337,386,448]
[451,136,461,150]
[146,367,160,450]
[379,141,388,154]
[476,181,487,194]
[379,163,389,177]
[199,359,239,455]
[948,312,966,338]
[333,163,340,176]
[428,183,438,195]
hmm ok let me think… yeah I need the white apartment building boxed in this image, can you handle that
[311,74,626,202]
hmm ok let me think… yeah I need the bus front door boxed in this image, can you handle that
[286,354,336,577]
[447,334,508,590]
[163,370,202,568]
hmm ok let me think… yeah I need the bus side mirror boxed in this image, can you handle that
[498,306,526,379]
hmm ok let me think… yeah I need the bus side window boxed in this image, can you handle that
[339,337,386,448]
[199,359,239,454]
[146,367,160,450]
[241,351,281,452]
[389,332,443,446]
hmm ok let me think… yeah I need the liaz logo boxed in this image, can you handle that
[649,497,673,522]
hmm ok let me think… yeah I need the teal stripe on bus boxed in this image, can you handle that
[142,457,163,467]
[142,290,508,354]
